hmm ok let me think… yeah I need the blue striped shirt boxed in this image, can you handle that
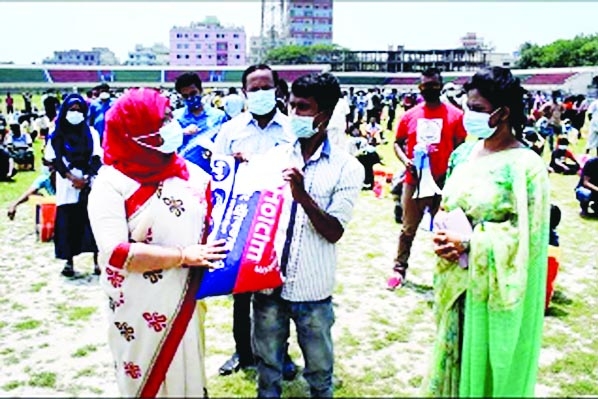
[274,136,365,302]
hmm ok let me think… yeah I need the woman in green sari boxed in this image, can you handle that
[426,67,550,397]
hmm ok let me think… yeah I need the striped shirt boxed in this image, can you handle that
[273,136,364,302]
[213,110,294,157]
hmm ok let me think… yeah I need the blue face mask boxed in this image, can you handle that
[246,89,276,116]
[290,115,318,139]
[463,107,499,139]
[185,95,203,112]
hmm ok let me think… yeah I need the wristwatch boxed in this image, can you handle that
[460,237,471,253]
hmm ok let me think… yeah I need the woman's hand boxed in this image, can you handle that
[433,230,468,262]
[181,239,229,268]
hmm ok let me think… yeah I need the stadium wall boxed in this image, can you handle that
[0,64,597,94]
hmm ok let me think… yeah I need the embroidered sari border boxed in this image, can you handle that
[137,268,203,398]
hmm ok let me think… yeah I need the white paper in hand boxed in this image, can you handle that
[433,207,473,269]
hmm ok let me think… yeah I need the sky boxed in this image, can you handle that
[1,1,598,64]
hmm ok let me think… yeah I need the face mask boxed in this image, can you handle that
[421,89,441,103]
[155,122,184,153]
[99,92,110,100]
[557,145,568,150]
[246,89,276,116]
[135,122,183,154]
[65,111,84,125]
[185,95,203,111]
[463,108,498,139]
[290,115,318,139]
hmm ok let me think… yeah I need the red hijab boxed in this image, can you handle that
[103,88,189,185]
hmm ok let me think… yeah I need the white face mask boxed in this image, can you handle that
[462,107,499,139]
[557,145,568,150]
[156,121,183,153]
[290,115,318,139]
[65,111,84,125]
[135,122,183,154]
[99,92,110,100]
[246,89,276,116]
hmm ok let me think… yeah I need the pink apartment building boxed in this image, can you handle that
[169,16,247,66]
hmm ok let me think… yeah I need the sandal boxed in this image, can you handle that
[386,269,406,291]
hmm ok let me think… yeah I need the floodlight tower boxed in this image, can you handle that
[260,0,288,58]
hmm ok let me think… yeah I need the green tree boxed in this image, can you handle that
[516,34,598,68]
[264,44,349,65]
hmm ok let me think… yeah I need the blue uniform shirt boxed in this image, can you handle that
[174,105,228,149]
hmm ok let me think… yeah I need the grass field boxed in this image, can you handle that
[0,111,596,397]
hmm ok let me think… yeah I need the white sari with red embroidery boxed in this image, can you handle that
[88,162,210,398]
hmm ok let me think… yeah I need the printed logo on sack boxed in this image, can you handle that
[212,159,231,182]
[195,188,285,299]
[212,188,227,208]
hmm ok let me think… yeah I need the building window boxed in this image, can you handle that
[176,54,181,59]
[208,55,212,59]
[176,33,181,38]
[233,33,239,38]
[197,54,202,59]
[184,44,189,49]
[185,54,189,59]
[236,55,240,59]
[196,43,201,49]
[194,33,199,38]
[234,44,239,49]
[177,44,182,49]
[184,33,188,38]
[205,33,209,38]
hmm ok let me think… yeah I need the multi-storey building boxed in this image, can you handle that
[169,16,246,66]
[286,0,333,46]
[43,47,118,66]
[126,43,169,66]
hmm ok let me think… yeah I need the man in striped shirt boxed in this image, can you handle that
[252,72,365,398]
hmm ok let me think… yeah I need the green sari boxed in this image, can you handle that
[425,141,550,397]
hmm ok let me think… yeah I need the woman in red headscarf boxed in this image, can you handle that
[88,88,227,397]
